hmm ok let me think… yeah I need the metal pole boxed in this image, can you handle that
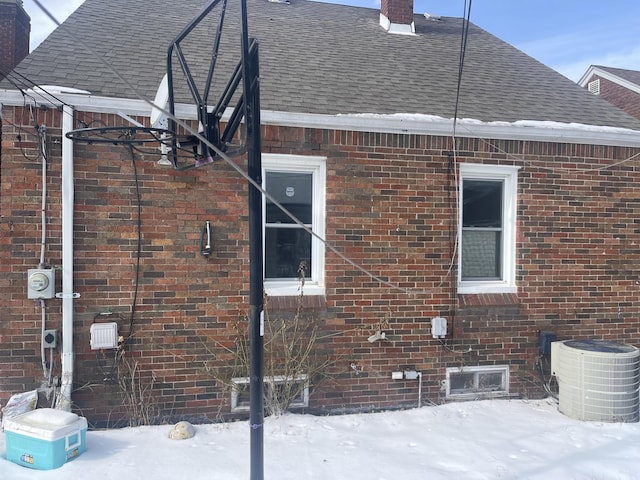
[240,0,264,478]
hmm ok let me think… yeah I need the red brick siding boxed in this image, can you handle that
[380,0,414,25]
[591,75,640,120]
[0,1,30,79]
[2,105,640,424]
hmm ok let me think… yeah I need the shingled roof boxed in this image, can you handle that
[587,66,640,88]
[4,0,640,131]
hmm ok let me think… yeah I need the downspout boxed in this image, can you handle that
[57,105,75,411]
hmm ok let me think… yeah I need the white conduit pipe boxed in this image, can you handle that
[57,105,75,411]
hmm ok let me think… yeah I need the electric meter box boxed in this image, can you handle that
[27,269,55,299]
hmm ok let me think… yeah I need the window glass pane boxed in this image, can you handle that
[449,372,475,394]
[462,180,502,228]
[461,230,501,278]
[478,372,504,392]
[266,172,312,224]
[265,227,312,279]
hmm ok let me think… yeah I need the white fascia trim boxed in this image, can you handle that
[578,66,640,96]
[0,89,197,119]
[262,111,640,148]
[2,88,640,148]
[577,65,598,87]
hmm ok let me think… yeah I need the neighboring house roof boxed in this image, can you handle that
[3,0,640,134]
[579,65,640,94]
[578,65,640,122]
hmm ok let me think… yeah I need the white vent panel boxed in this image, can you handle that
[588,79,600,95]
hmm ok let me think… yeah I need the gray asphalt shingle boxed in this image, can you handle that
[5,0,640,130]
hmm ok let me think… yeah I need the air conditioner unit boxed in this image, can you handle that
[551,339,640,422]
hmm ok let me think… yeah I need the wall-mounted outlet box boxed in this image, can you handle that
[431,316,447,338]
[27,269,55,299]
[90,322,119,350]
[43,329,57,348]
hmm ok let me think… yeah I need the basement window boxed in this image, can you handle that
[588,79,600,95]
[230,375,309,412]
[445,365,509,400]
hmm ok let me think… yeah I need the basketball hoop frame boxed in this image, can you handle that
[65,126,175,145]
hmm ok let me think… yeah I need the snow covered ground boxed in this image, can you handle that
[1,398,639,479]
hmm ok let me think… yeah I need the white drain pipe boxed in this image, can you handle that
[57,105,75,411]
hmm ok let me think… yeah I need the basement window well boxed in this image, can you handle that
[445,365,509,400]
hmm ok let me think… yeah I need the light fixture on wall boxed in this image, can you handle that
[200,221,213,257]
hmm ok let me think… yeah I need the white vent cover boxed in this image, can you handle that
[551,339,640,422]
[90,322,119,350]
[587,78,600,95]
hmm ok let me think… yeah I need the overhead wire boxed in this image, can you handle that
[452,0,472,140]
[1,67,107,130]
[437,0,474,344]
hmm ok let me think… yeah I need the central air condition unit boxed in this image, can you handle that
[551,339,640,422]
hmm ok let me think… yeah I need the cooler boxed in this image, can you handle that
[4,408,87,470]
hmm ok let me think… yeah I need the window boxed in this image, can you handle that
[458,164,519,294]
[263,154,326,296]
[445,365,510,400]
[230,375,309,412]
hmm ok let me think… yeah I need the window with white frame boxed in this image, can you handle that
[230,375,309,412]
[445,365,510,399]
[263,154,326,296]
[458,164,519,294]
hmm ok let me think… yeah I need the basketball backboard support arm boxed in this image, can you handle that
[164,0,258,171]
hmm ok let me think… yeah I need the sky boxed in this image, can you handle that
[2,399,640,479]
[22,0,640,82]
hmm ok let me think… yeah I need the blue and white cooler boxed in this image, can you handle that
[4,408,87,470]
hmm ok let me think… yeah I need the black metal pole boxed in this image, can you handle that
[240,0,264,478]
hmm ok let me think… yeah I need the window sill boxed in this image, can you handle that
[264,282,325,298]
[457,282,516,295]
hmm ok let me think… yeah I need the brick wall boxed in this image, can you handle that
[2,105,640,425]
[380,0,414,25]
[0,0,30,79]
[593,75,640,120]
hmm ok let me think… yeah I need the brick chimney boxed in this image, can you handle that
[380,0,415,35]
[0,0,30,80]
